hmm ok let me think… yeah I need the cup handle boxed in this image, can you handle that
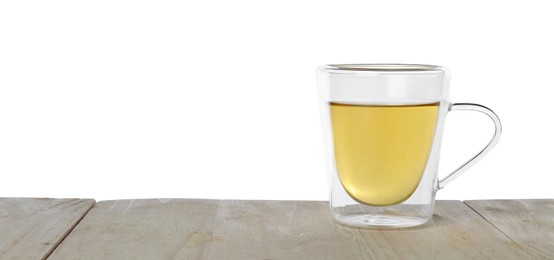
[438,103,502,190]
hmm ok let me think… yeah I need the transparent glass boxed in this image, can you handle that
[316,64,501,229]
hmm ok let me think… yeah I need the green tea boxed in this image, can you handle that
[330,102,439,206]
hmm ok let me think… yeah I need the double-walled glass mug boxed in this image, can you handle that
[316,64,501,229]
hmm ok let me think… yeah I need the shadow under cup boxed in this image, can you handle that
[316,64,501,228]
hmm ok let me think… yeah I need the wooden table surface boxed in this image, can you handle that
[1,199,552,259]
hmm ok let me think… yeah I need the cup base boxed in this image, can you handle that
[333,214,431,229]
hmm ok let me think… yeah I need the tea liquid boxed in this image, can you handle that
[330,102,439,206]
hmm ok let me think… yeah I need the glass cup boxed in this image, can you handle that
[316,64,501,228]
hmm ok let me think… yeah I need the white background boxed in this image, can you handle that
[1,0,552,201]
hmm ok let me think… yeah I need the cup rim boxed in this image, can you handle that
[321,63,445,73]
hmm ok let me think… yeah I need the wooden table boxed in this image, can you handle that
[1,199,552,259]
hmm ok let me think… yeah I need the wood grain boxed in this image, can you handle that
[466,199,554,259]
[0,198,95,260]
[48,199,220,259]
[49,199,531,259]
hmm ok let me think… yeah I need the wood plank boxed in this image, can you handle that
[0,198,95,260]
[205,200,367,259]
[197,200,531,259]
[465,199,554,259]
[49,199,531,259]
[48,199,220,259]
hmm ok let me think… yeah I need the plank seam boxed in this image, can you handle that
[462,200,533,259]
[43,200,96,260]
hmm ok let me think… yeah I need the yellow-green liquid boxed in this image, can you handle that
[330,102,439,206]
